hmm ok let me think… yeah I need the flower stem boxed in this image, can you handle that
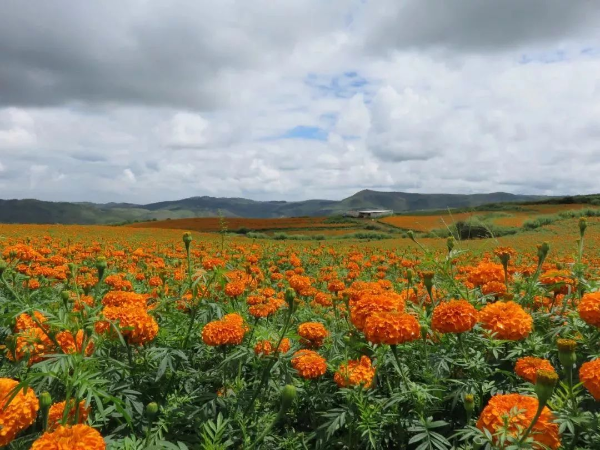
[390,345,410,389]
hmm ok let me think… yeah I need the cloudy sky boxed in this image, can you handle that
[1,1,600,203]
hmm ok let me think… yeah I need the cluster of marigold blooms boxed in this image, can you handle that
[95,291,158,345]
[4,229,600,448]
[0,378,104,448]
[5,312,94,365]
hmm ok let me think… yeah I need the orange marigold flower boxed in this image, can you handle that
[100,306,159,345]
[467,261,505,287]
[254,338,291,356]
[350,293,405,331]
[202,313,248,346]
[73,295,95,312]
[431,300,478,334]
[327,280,345,293]
[476,393,560,449]
[578,292,600,328]
[203,258,225,270]
[31,424,105,450]
[6,327,55,365]
[0,378,39,447]
[103,274,132,291]
[363,311,420,345]
[14,311,47,332]
[225,281,245,297]
[289,275,312,296]
[298,322,329,348]
[56,330,94,356]
[291,350,327,379]
[47,400,90,430]
[539,270,574,295]
[148,276,163,287]
[515,357,556,383]
[579,359,600,400]
[481,280,507,297]
[494,246,516,263]
[334,356,375,389]
[2,244,42,262]
[313,291,333,307]
[479,301,533,340]
[102,291,147,308]
[27,278,41,290]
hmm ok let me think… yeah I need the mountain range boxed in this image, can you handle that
[0,190,548,225]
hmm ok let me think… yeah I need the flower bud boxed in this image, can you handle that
[183,232,193,252]
[464,393,475,422]
[534,370,558,406]
[146,402,159,420]
[557,338,577,368]
[579,217,587,237]
[421,271,434,290]
[280,384,297,412]
[96,256,107,281]
[407,230,415,242]
[67,263,78,280]
[464,393,474,413]
[40,392,52,409]
[61,290,70,303]
[285,288,296,311]
[0,258,7,275]
[406,269,413,284]
[40,391,52,431]
[447,236,455,252]
[537,242,550,263]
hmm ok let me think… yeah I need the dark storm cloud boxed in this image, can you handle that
[363,0,600,52]
[0,1,343,108]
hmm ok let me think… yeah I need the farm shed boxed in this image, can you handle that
[346,209,393,218]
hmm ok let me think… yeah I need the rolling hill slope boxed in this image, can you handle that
[0,191,549,224]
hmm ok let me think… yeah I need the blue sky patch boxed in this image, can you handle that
[305,71,370,99]
[280,126,328,141]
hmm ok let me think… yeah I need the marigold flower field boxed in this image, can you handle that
[1,216,600,449]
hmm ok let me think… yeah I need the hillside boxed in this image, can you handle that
[0,191,554,224]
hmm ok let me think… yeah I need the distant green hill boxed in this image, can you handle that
[0,190,559,224]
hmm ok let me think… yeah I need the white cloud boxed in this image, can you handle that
[159,112,210,149]
[0,108,37,149]
[0,2,599,203]
[123,168,136,183]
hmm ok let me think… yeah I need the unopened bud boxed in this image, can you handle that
[579,217,587,237]
[0,259,7,275]
[40,392,52,409]
[537,242,550,263]
[280,385,297,412]
[146,402,159,420]
[183,232,193,252]
[67,263,77,279]
[557,338,577,368]
[406,269,413,284]
[535,370,558,406]
[447,236,455,252]
[421,271,434,290]
[285,288,296,311]
[464,393,474,413]
[96,256,107,281]
[407,230,415,242]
